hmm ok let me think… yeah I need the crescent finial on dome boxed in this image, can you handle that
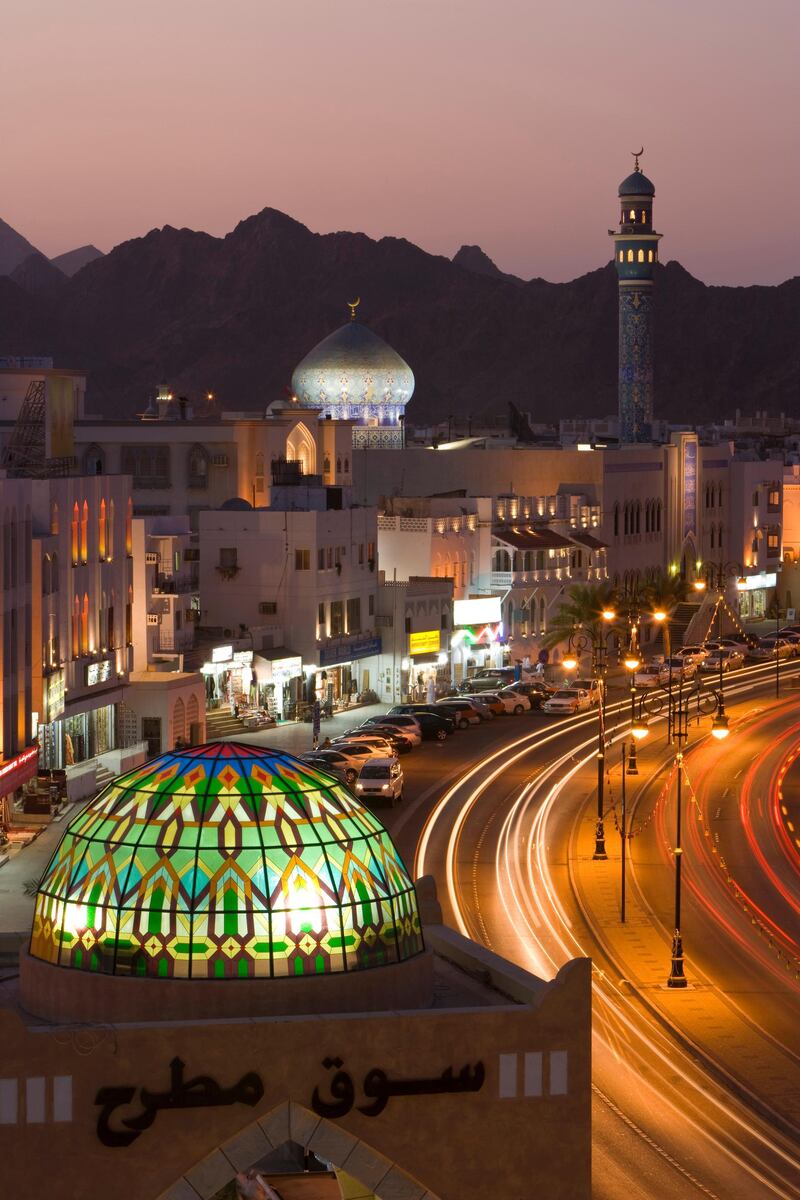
[347,297,360,321]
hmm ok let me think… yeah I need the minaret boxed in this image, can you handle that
[610,150,662,443]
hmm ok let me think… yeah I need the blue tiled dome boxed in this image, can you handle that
[618,170,655,197]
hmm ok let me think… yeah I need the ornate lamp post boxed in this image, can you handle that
[666,673,730,988]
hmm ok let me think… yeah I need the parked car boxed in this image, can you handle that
[387,704,456,733]
[542,688,593,715]
[662,656,697,681]
[459,675,508,694]
[501,679,555,705]
[434,699,482,728]
[701,648,745,672]
[498,686,532,713]
[355,757,404,806]
[460,694,495,720]
[299,753,353,789]
[299,747,376,786]
[460,691,506,716]
[360,714,423,745]
[343,724,415,753]
[333,732,402,757]
[747,637,796,661]
[635,661,670,688]
[568,678,601,705]
[675,644,709,664]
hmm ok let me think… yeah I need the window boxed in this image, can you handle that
[330,600,344,637]
[126,497,133,555]
[710,524,716,549]
[768,488,780,511]
[50,502,59,535]
[637,249,644,263]
[71,502,79,565]
[344,457,349,473]
[255,453,265,493]
[623,505,629,536]
[323,456,331,475]
[368,593,374,616]
[752,489,759,506]
[641,210,647,224]
[80,501,89,562]
[327,547,333,569]
[441,611,448,629]
[358,543,364,565]
[767,532,780,556]
[405,617,412,633]
[219,547,238,568]
[613,504,619,537]
[294,548,310,570]
[629,209,636,221]
[121,445,171,488]
[336,457,342,474]
[627,249,634,263]
[648,250,654,263]
[83,444,105,475]
[99,499,107,560]
[346,598,361,632]
[317,548,325,570]
[187,444,210,489]
[618,250,624,263]
[318,602,325,626]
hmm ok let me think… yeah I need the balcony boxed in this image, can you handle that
[491,566,606,590]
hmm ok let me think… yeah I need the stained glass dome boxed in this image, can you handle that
[29,742,423,981]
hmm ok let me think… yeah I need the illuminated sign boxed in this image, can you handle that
[233,650,253,665]
[86,660,112,687]
[0,746,39,797]
[454,597,502,627]
[45,671,65,721]
[682,438,697,540]
[409,630,441,655]
[739,572,777,592]
[272,656,302,681]
[212,645,233,664]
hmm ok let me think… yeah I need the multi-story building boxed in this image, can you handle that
[376,575,454,702]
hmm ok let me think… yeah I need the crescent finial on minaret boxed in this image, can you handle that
[631,147,644,172]
[347,298,361,321]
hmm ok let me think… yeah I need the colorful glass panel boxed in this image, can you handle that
[30,743,423,979]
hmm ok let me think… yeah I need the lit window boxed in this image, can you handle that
[618,250,624,263]
[627,249,634,263]
[637,250,644,263]
[641,210,647,223]
[629,209,636,221]
[648,250,654,263]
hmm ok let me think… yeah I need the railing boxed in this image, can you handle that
[491,567,607,589]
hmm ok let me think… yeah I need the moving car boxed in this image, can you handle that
[498,686,531,713]
[340,725,413,754]
[299,747,377,786]
[500,679,555,706]
[701,648,745,672]
[747,637,796,661]
[355,758,404,806]
[542,688,593,715]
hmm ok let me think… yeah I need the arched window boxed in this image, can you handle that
[187,444,210,489]
[255,453,265,493]
[656,501,662,533]
[83,444,105,475]
[99,499,107,560]
[637,249,645,263]
[323,456,331,475]
[629,209,636,221]
[627,249,634,263]
[50,502,59,535]
[635,503,641,534]
[535,550,545,571]
[644,503,650,534]
[42,554,51,596]
[623,505,629,536]
[71,503,79,565]
[494,548,511,572]
[344,457,349,474]
[108,500,115,559]
[99,592,107,649]
[72,596,80,656]
[80,500,88,562]
[173,698,186,747]
[641,211,647,224]
[710,524,716,549]
[126,585,133,645]
[648,250,654,263]
[187,693,199,738]
[618,250,624,263]
[336,457,342,474]
[613,503,619,537]
[125,497,133,556]
[50,552,59,592]
[81,593,89,654]
[108,591,116,649]
[539,595,546,633]
[717,484,723,507]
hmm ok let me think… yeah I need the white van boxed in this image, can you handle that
[355,758,404,805]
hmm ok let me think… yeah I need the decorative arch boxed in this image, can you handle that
[285,422,316,475]
[71,502,79,565]
[50,501,59,535]
[173,698,186,746]
[187,693,200,739]
[255,453,265,494]
[125,497,133,556]
[81,592,90,654]
[163,1101,442,1200]
[82,443,105,475]
[99,498,107,560]
[80,500,89,562]
[187,443,210,489]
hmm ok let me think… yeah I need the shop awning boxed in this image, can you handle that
[568,531,608,550]
[493,525,573,550]
[62,687,125,718]
[252,651,302,683]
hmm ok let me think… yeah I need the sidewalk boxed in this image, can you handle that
[570,733,800,1138]
[232,702,388,754]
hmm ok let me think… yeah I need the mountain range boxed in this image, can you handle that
[0,208,798,425]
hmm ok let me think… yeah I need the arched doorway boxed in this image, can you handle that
[286,422,317,475]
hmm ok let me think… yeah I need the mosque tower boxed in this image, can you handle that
[610,150,662,442]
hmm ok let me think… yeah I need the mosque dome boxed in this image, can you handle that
[290,317,415,424]
[618,169,655,197]
[29,742,423,982]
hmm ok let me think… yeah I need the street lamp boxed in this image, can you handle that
[564,614,617,860]
[665,676,730,988]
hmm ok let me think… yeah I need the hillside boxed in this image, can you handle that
[0,207,798,424]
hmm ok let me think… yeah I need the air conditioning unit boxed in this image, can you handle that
[145,551,160,565]
[211,454,229,467]
[146,613,161,626]
[258,601,278,615]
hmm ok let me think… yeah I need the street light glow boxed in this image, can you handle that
[631,719,649,740]
[563,655,578,671]
[693,579,706,592]
[736,576,747,590]
[624,654,640,671]
[602,608,616,621]
[653,609,667,622]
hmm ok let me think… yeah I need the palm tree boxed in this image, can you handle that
[640,571,688,659]
[543,582,619,655]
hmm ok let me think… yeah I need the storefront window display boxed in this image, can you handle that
[38,703,116,770]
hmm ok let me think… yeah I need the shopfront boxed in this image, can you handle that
[251,653,303,720]
[450,596,506,682]
[0,746,40,828]
[200,644,256,712]
[406,628,450,700]
[738,571,777,620]
[37,658,123,769]
[315,635,382,709]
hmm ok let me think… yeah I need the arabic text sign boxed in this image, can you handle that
[682,438,697,540]
[311,1056,485,1120]
[453,596,501,626]
[409,629,440,656]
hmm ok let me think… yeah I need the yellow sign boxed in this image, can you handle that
[409,629,440,655]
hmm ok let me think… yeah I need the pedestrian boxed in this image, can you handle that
[311,698,321,750]
[513,658,522,683]
[426,675,436,704]
[321,736,332,750]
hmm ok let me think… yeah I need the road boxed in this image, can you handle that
[383,662,800,1199]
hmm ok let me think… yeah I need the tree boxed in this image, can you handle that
[639,571,688,659]
[543,582,618,654]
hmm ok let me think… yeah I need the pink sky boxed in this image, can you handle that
[4,0,798,285]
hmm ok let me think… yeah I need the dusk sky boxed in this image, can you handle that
[5,0,798,286]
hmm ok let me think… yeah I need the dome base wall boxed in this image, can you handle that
[19,946,434,1023]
